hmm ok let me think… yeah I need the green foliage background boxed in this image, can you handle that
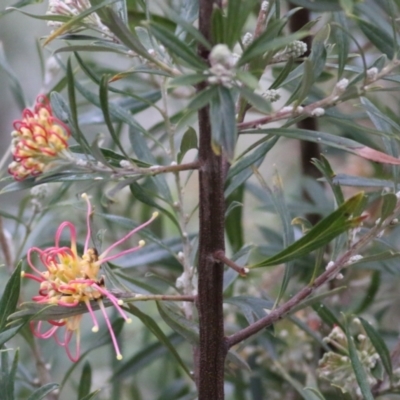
[1,0,400,399]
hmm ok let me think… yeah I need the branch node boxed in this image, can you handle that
[213,250,249,277]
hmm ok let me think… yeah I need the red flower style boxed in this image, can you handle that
[22,193,158,361]
[8,95,70,181]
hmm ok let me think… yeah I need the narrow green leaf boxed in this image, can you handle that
[157,301,199,344]
[312,302,344,330]
[44,0,117,45]
[356,17,395,59]
[175,0,199,40]
[239,31,308,67]
[111,334,183,380]
[54,44,129,55]
[270,57,295,90]
[97,8,150,60]
[167,8,210,50]
[79,390,100,400]
[225,137,279,197]
[236,86,272,114]
[333,12,350,78]
[0,43,26,110]
[303,388,327,400]
[129,183,180,231]
[148,22,207,70]
[352,271,380,314]
[0,325,24,348]
[381,193,397,222]
[0,0,44,17]
[290,287,346,318]
[331,173,394,189]
[288,0,341,11]
[0,350,18,400]
[27,383,59,400]
[0,262,21,332]
[273,360,321,400]
[251,193,364,268]
[78,362,92,400]
[211,6,225,44]
[210,86,237,160]
[360,318,392,379]
[270,170,295,303]
[225,187,244,252]
[225,0,257,48]
[99,75,130,158]
[345,318,374,400]
[244,128,400,165]
[64,59,92,152]
[312,156,345,205]
[292,58,314,105]
[225,297,273,324]
[126,303,192,379]
[169,74,206,88]
[187,86,218,111]
[178,127,198,163]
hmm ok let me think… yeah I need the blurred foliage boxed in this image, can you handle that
[1,0,400,399]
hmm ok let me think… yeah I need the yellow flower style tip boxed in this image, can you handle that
[152,211,159,218]
[8,95,71,181]
[116,354,123,361]
[138,240,146,247]
[23,194,157,362]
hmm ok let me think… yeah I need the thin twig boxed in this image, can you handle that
[226,201,400,348]
[238,60,400,130]
[213,250,248,277]
[254,1,269,39]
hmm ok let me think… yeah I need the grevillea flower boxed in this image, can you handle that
[22,193,158,361]
[8,95,70,181]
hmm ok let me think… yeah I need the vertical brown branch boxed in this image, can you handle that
[196,1,227,399]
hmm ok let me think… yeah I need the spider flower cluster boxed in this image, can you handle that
[8,95,70,181]
[22,193,158,361]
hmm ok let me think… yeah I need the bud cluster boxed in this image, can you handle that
[318,322,381,395]
[47,0,109,34]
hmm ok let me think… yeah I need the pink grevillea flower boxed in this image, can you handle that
[22,193,158,361]
[8,95,70,181]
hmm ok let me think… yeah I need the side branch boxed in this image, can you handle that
[213,250,248,276]
[226,202,400,348]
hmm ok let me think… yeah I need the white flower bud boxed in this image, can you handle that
[262,89,280,102]
[286,40,307,58]
[281,106,293,113]
[348,254,363,263]
[119,160,131,168]
[209,44,233,68]
[366,67,378,82]
[335,78,349,94]
[261,1,269,11]
[311,107,325,117]
[325,261,335,270]
[242,32,253,46]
